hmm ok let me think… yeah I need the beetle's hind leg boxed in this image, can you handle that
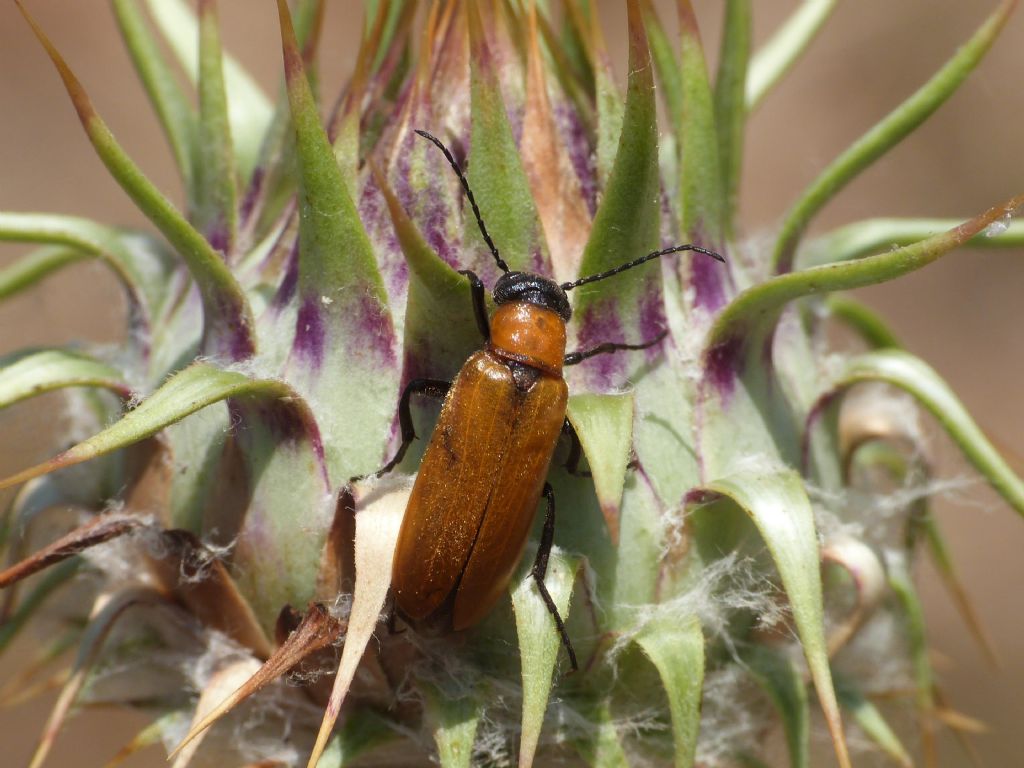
[564,329,668,366]
[532,483,579,672]
[362,378,451,480]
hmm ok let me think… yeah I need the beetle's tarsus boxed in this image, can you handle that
[564,329,669,366]
[561,419,592,478]
[533,483,579,672]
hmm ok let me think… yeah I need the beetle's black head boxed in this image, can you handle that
[492,272,572,322]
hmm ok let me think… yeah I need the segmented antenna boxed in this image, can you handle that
[560,243,725,291]
[414,129,509,274]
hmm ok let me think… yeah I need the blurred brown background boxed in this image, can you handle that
[0,1,1021,765]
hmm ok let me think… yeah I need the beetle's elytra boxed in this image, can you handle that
[373,130,724,671]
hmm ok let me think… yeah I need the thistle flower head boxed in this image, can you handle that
[1,2,1022,767]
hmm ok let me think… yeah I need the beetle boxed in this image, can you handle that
[373,130,724,670]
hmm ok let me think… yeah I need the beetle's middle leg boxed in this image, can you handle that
[563,329,668,366]
[532,483,579,672]
[458,269,490,340]
[368,378,451,479]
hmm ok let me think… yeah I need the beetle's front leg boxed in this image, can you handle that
[363,378,451,480]
[561,418,592,478]
[532,483,579,672]
[458,269,490,340]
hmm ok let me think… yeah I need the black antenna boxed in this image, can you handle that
[560,243,724,291]
[414,129,509,274]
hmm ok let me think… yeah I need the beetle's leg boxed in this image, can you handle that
[561,419,592,478]
[366,378,451,479]
[532,483,579,672]
[564,329,668,366]
[458,269,490,340]
[385,597,405,635]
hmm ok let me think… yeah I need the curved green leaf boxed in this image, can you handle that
[771,0,1016,272]
[194,0,238,254]
[714,0,752,236]
[467,1,548,274]
[143,0,272,183]
[634,615,704,768]
[802,216,1024,268]
[0,214,176,330]
[571,0,660,389]
[835,677,913,768]
[743,645,809,768]
[15,8,255,359]
[0,349,129,409]
[111,0,196,198]
[694,466,850,768]
[705,195,1023,391]
[0,362,317,492]
[275,0,398,482]
[746,0,837,111]
[0,246,89,302]
[566,392,634,541]
[511,547,581,768]
[815,348,1024,516]
[824,296,902,350]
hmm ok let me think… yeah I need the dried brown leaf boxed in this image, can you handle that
[0,512,143,589]
[168,603,344,758]
[143,529,274,658]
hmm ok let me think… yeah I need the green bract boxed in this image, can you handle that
[0,1,1020,767]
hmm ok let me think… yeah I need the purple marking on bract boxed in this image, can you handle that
[658,183,677,249]
[251,397,329,488]
[553,100,597,216]
[359,174,409,302]
[206,217,231,257]
[638,279,667,350]
[353,293,398,367]
[703,335,743,401]
[293,297,325,368]
[575,304,628,386]
[272,240,300,309]
[683,487,713,506]
[239,167,265,226]
[690,247,727,312]
[226,322,255,361]
[394,131,462,268]
[211,292,255,360]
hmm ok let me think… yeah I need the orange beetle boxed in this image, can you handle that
[375,131,723,670]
